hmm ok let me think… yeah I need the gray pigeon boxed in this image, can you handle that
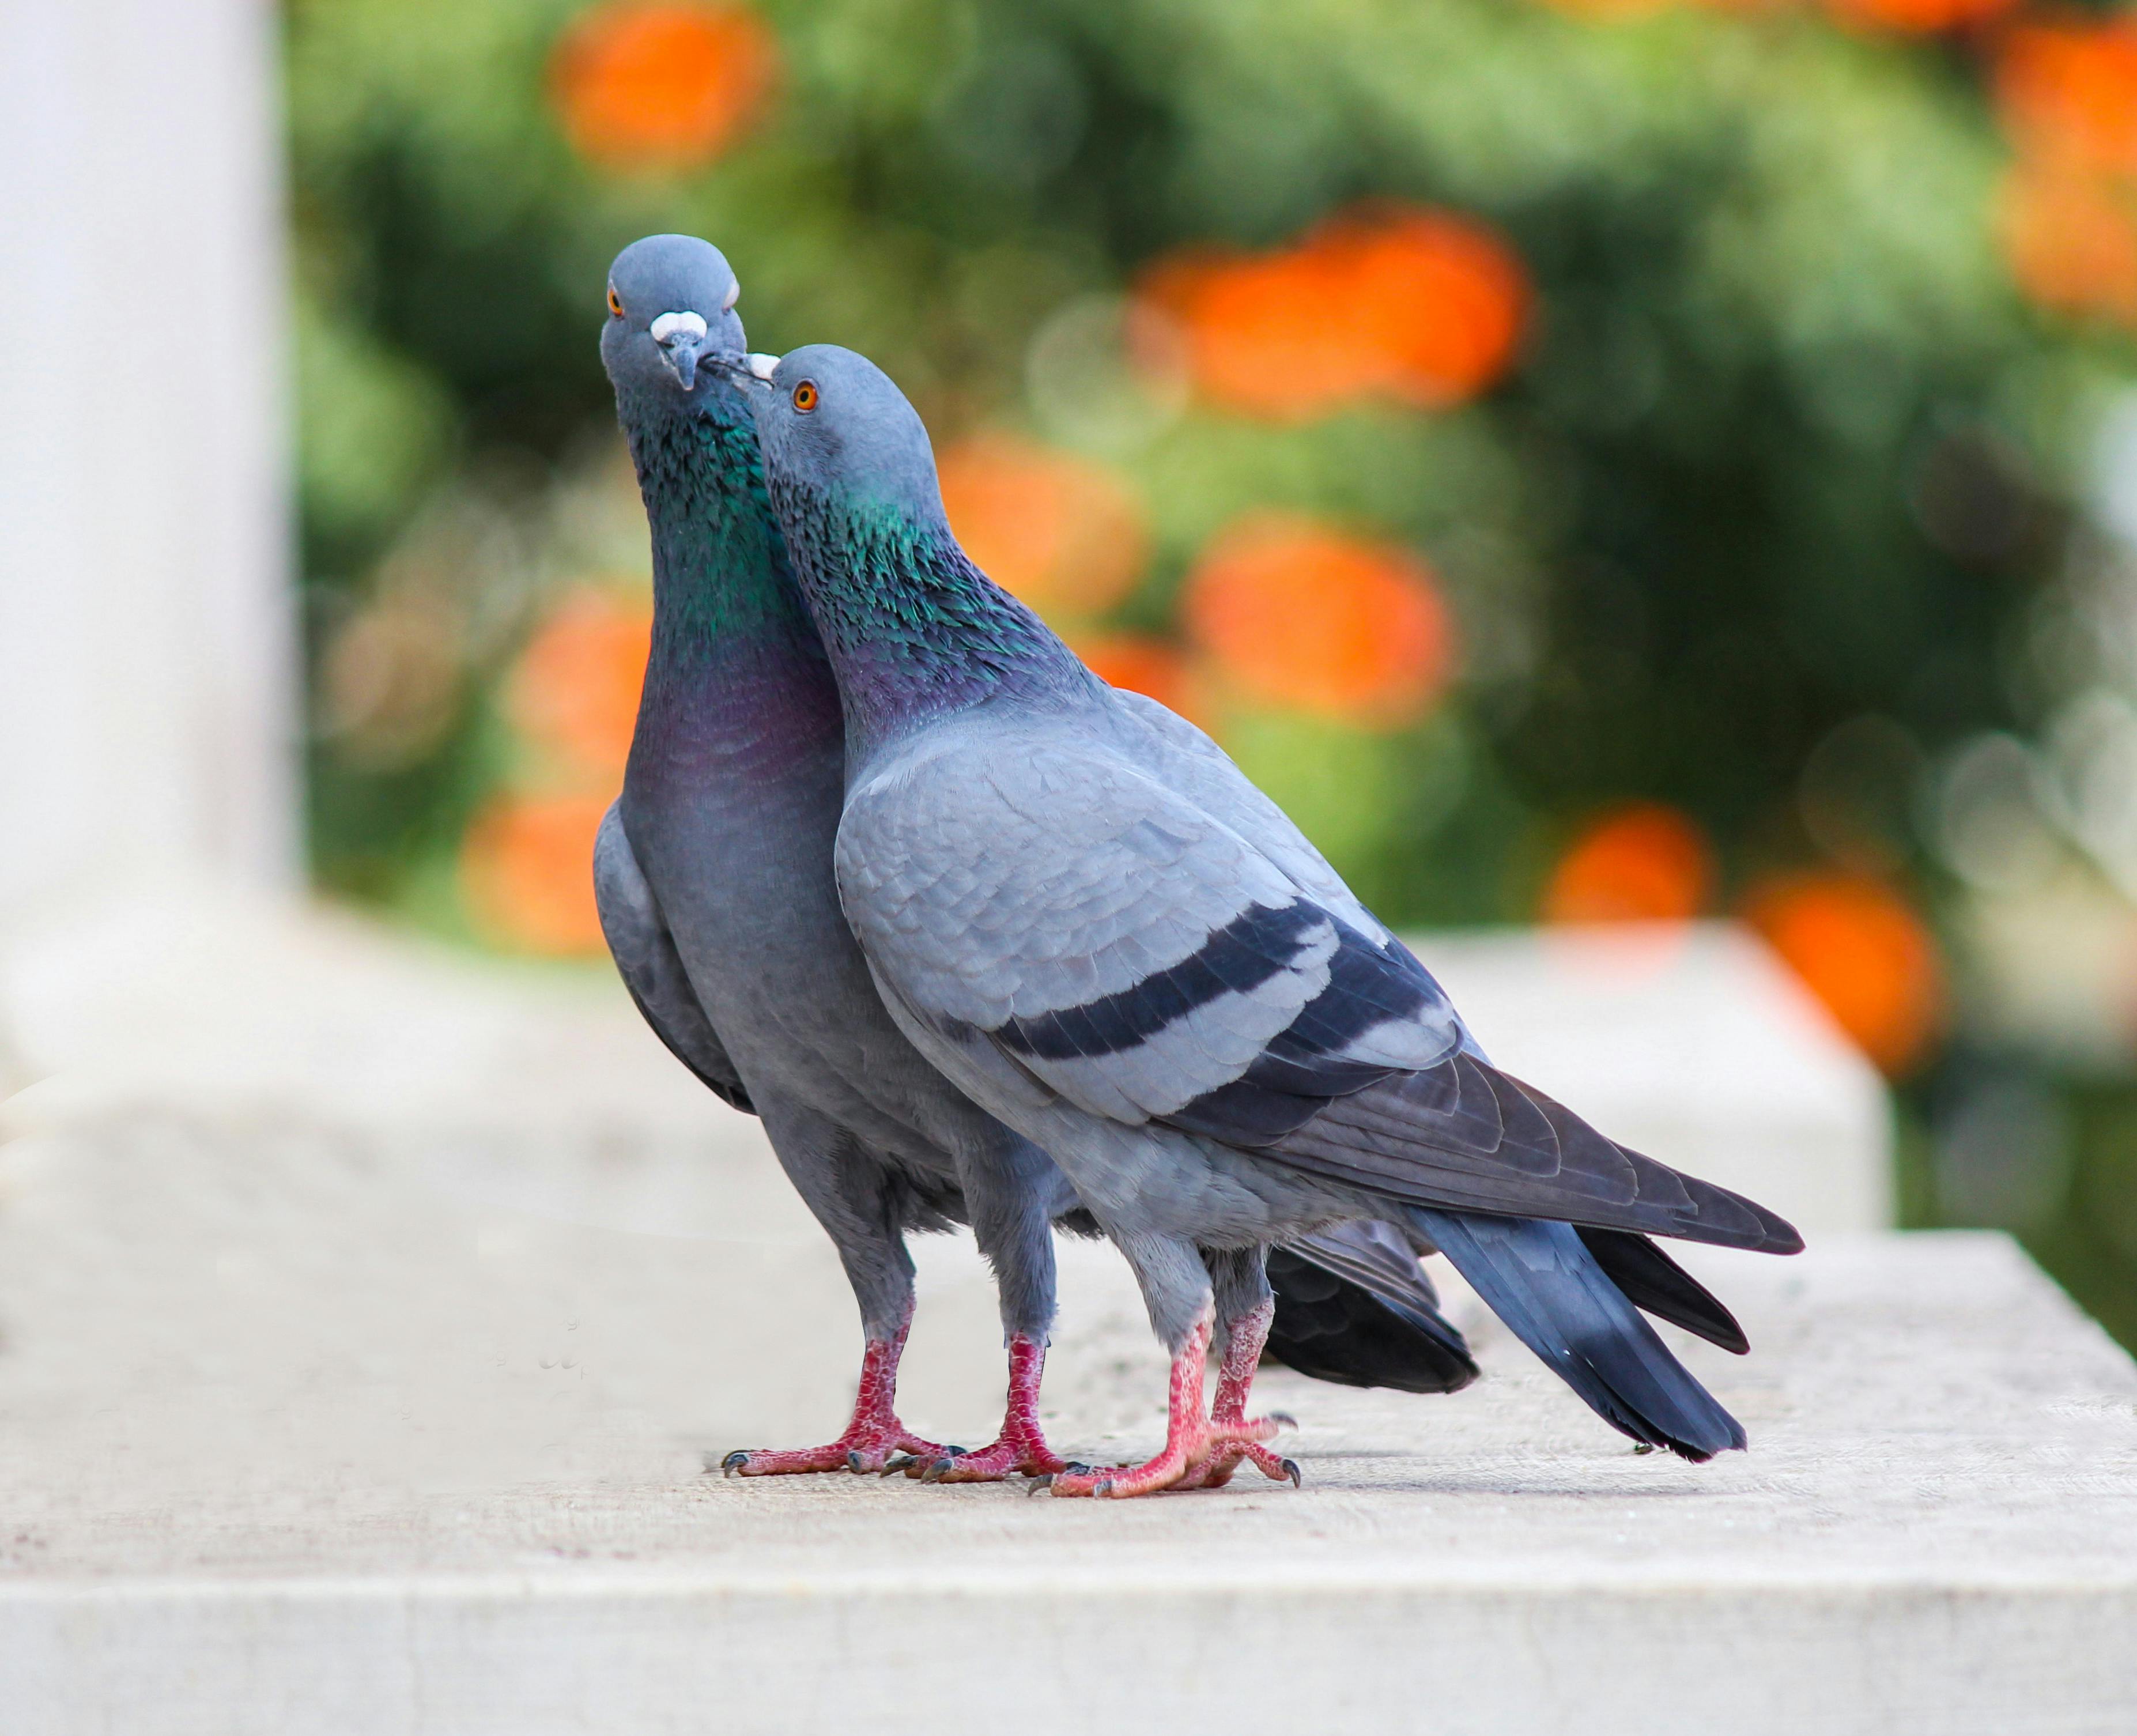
[591,236,1482,1482]
[731,342,1803,1498]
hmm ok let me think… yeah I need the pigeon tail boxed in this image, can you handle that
[1411,1209,1747,1462]
[1577,1226,1750,1356]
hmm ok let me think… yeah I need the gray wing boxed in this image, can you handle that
[839,729,1798,1255]
[1106,690,1388,940]
[1113,695,1776,1326]
[839,730,1456,1126]
[594,803,754,1116]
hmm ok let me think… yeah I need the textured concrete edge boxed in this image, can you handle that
[6,1579,2132,1736]
[5,1558,2137,1600]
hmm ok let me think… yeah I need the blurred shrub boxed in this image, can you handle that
[289,0,2137,1333]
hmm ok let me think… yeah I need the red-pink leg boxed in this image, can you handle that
[1042,1307,1283,1499]
[719,1311,952,1476]
[1176,1298,1300,1490]
[901,1334,1069,1482]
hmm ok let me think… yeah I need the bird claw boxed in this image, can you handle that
[879,1454,920,1478]
[1025,1474,1056,1497]
[1632,1443,1657,1456]
[1267,1411,1298,1431]
[1281,1457,1302,1488]
[847,1450,867,1473]
[719,1450,751,1477]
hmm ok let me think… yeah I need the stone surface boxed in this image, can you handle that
[5,904,2085,1734]
[1,1089,2131,1729]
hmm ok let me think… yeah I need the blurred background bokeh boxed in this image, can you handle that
[287,0,2137,1347]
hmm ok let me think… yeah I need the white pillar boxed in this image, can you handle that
[0,0,295,922]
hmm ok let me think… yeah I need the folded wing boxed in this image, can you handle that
[837,733,1799,1255]
[595,805,756,1116]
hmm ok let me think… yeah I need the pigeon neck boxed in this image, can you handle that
[773,481,1096,757]
[623,403,820,669]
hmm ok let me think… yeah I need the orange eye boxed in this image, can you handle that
[606,286,624,318]
[792,380,819,413]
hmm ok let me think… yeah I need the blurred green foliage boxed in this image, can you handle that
[287,0,2137,1339]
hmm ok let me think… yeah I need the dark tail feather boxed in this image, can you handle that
[1577,1227,1750,1356]
[1264,1240,1479,1395]
[1412,1209,1747,1461]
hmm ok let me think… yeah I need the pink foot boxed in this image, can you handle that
[1041,1307,1290,1499]
[719,1316,951,1477]
[1175,1297,1301,1492]
[902,1334,1069,1482]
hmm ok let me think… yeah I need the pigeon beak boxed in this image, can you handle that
[649,310,710,391]
[708,352,780,394]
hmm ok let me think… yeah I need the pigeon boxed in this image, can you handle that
[730,342,1804,1497]
[591,236,1480,1482]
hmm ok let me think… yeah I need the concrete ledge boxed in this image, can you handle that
[0,905,2116,1731]
[2,1210,2132,1731]
[9,1573,2133,1736]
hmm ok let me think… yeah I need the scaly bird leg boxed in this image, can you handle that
[1039,1305,1281,1499]
[896,1334,1070,1482]
[719,1307,954,1476]
[1173,1296,1300,1490]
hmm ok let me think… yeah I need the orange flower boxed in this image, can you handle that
[1540,803,1714,926]
[1822,0,2018,33]
[1183,514,1454,724]
[937,434,1149,618]
[1320,207,1532,407]
[1139,246,1358,421]
[460,793,613,955]
[1998,160,2137,324]
[1138,204,1529,422]
[552,4,778,171]
[1997,21,2137,173]
[507,587,654,780]
[1744,873,1944,1074]
[1074,632,1204,724]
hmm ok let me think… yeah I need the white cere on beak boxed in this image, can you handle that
[746,353,780,381]
[650,310,708,346]
[722,278,741,311]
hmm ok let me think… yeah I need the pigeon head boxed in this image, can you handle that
[728,344,1091,736]
[600,234,746,405]
[735,345,950,531]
